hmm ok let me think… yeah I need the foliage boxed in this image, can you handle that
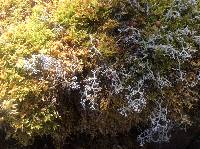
[0,0,200,148]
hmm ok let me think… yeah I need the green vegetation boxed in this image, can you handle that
[0,0,200,148]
